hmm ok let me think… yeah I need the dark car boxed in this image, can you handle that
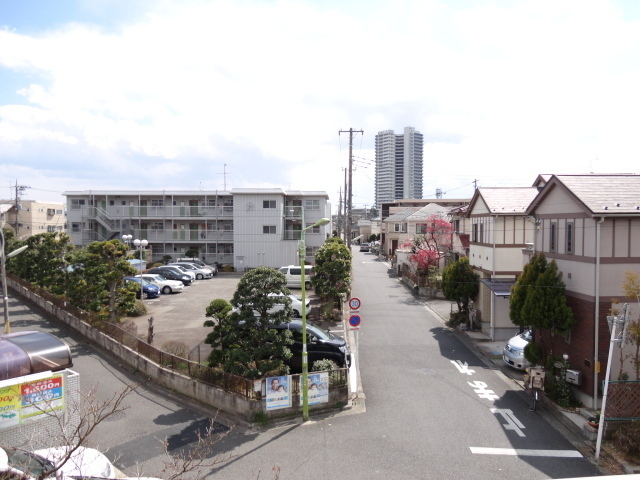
[269,320,351,371]
[124,276,161,299]
[147,267,193,286]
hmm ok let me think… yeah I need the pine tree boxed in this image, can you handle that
[442,257,479,317]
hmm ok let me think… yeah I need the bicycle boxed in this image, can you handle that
[527,366,546,411]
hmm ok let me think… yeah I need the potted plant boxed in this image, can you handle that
[588,411,601,428]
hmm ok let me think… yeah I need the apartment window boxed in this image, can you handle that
[479,223,484,243]
[453,220,460,233]
[71,199,85,210]
[394,223,406,233]
[305,223,320,234]
[263,200,276,209]
[151,199,164,207]
[304,199,320,210]
[306,246,320,257]
[263,225,277,234]
[151,222,164,230]
[472,223,478,242]
[110,200,115,206]
[416,224,427,234]
[47,225,55,232]
[566,222,574,254]
[71,222,81,232]
[57,209,63,215]
[550,222,557,252]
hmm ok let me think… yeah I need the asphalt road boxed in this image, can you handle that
[5,255,604,479]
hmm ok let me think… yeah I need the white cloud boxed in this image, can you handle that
[1,0,640,205]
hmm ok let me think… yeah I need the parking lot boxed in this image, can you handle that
[130,272,326,355]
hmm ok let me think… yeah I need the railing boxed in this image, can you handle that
[82,205,233,219]
[284,230,302,240]
[7,274,348,400]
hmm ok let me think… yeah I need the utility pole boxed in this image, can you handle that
[337,187,343,238]
[339,128,363,246]
[13,181,30,237]
[342,168,348,243]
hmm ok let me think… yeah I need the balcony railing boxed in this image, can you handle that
[82,205,234,219]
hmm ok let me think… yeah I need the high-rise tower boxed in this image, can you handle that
[375,127,423,208]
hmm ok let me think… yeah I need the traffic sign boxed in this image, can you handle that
[349,297,361,310]
[349,314,361,328]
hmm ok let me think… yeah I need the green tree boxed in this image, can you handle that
[312,237,351,317]
[67,240,137,323]
[509,253,548,328]
[203,267,292,378]
[6,232,74,294]
[511,254,574,360]
[442,257,479,318]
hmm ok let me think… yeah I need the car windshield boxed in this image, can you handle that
[307,323,334,341]
[4,448,54,477]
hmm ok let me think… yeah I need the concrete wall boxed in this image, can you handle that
[7,278,348,422]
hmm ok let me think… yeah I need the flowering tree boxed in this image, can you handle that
[401,215,454,274]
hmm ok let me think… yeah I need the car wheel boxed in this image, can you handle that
[292,309,300,318]
[197,273,204,280]
[162,286,172,294]
[305,281,312,289]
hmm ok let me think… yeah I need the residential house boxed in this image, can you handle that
[0,200,66,238]
[526,173,640,407]
[63,189,331,270]
[466,187,540,341]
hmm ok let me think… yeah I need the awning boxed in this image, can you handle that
[480,278,515,297]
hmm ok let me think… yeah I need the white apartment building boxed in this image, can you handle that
[63,189,331,270]
[375,127,424,209]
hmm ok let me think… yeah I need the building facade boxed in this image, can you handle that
[375,127,423,209]
[0,200,66,238]
[63,189,331,270]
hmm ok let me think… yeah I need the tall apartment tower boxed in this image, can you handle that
[375,127,423,209]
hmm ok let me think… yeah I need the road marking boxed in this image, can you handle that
[451,359,475,375]
[491,408,525,437]
[470,447,582,458]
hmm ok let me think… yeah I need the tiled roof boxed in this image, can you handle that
[405,203,449,221]
[552,174,640,214]
[384,208,421,222]
[477,187,539,214]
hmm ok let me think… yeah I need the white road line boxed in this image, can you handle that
[470,447,582,458]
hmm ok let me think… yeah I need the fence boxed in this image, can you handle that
[605,380,640,421]
[6,273,349,412]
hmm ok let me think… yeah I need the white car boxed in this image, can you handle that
[137,274,184,294]
[0,445,115,479]
[168,263,212,280]
[503,330,532,370]
[235,293,311,318]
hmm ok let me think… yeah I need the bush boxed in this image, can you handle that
[161,340,189,358]
[312,359,338,372]
[128,300,148,317]
[611,421,640,461]
[446,311,467,328]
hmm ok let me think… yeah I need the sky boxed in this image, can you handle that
[2,0,640,213]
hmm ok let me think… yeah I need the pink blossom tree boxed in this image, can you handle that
[401,215,454,276]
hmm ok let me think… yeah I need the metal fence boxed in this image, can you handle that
[605,380,640,421]
[7,273,348,400]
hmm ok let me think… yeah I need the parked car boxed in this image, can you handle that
[168,262,213,280]
[176,258,218,275]
[147,267,193,286]
[137,274,184,294]
[503,330,532,370]
[359,243,370,252]
[0,445,115,479]
[278,265,314,289]
[269,320,350,371]
[235,293,311,318]
[151,265,196,282]
[124,276,161,299]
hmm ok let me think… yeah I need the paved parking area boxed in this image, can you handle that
[130,273,244,351]
[129,273,331,355]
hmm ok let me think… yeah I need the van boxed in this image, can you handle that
[279,265,314,289]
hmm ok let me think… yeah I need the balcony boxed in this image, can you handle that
[83,205,234,220]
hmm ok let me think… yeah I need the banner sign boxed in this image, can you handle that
[266,375,292,410]
[0,372,65,429]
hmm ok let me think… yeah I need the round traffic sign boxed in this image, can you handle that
[349,314,361,327]
[349,297,361,310]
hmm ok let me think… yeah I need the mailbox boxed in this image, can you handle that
[566,369,582,385]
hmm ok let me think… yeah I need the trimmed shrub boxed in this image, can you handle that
[312,359,338,372]
[611,421,640,461]
[128,300,148,317]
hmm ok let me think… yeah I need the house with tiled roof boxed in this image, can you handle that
[466,187,540,341]
[526,173,640,407]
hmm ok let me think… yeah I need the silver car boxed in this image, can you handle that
[503,330,532,370]
[168,262,212,280]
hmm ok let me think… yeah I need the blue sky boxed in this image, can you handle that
[2,0,640,209]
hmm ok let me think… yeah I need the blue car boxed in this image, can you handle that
[124,276,160,299]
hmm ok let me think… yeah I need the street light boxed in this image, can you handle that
[133,238,148,300]
[299,214,330,422]
[122,234,133,247]
[1,229,29,333]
